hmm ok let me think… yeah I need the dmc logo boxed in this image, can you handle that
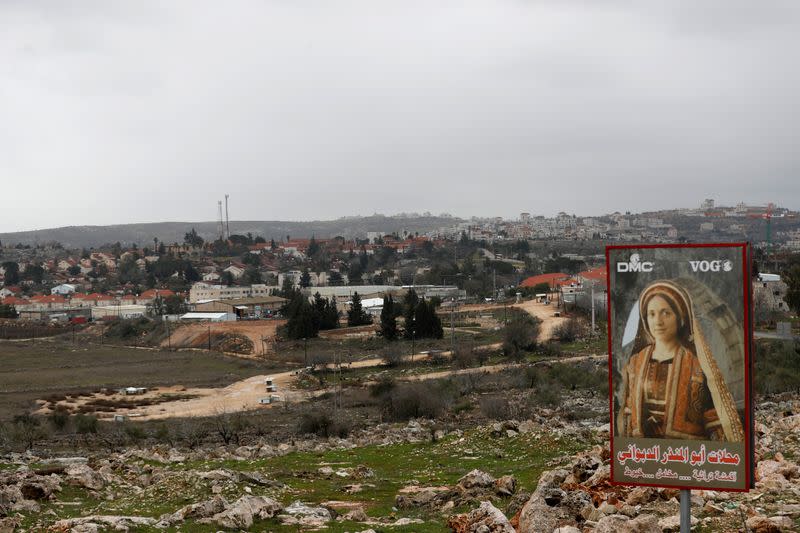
[689,260,733,273]
[617,253,654,273]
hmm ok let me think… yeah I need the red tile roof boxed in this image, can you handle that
[1,296,28,305]
[140,289,175,299]
[29,294,67,304]
[578,267,607,283]
[519,273,571,288]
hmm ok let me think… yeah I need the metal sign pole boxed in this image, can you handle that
[680,489,691,533]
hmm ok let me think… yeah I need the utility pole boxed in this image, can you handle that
[207,323,212,351]
[303,337,308,367]
[450,299,456,355]
[590,283,596,334]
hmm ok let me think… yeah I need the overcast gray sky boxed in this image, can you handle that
[2,1,799,232]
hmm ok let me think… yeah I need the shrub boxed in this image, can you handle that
[386,383,448,421]
[380,346,404,367]
[298,410,351,438]
[2,415,50,451]
[74,414,99,434]
[123,423,147,442]
[480,396,510,420]
[531,383,562,408]
[211,411,249,445]
[552,318,582,343]
[370,375,396,397]
[452,399,473,414]
[453,346,476,369]
[503,314,541,360]
[49,407,70,431]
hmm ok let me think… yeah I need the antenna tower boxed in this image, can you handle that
[217,201,224,241]
[225,194,230,239]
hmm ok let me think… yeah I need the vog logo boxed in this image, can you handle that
[689,259,733,273]
[617,253,654,273]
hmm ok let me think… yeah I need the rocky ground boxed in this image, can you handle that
[1,392,799,532]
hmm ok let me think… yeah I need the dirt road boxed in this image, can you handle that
[163,319,285,357]
[48,298,571,420]
[456,298,567,342]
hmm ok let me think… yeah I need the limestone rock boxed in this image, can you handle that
[65,464,105,491]
[279,500,333,527]
[447,501,516,533]
[594,514,659,533]
[458,470,496,491]
[52,515,157,531]
[517,497,559,533]
[658,514,698,532]
[208,495,282,530]
[165,496,227,523]
[494,475,516,496]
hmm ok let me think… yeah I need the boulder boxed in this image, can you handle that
[776,414,800,431]
[658,514,698,532]
[594,514,659,533]
[165,496,227,523]
[279,501,333,527]
[494,475,516,496]
[342,508,368,522]
[198,469,237,482]
[625,486,656,506]
[458,470,496,491]
[65,464,105,491]
[52,515,157,531]
[395,487,445,509]
[238,470,284,487]
[746,515,793,533]
[517,497,559,533]
[208,495,281,530]
[447,501,516,533]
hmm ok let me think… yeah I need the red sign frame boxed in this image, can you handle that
[606,243,753,491]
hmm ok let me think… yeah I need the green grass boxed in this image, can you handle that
[0,339,277,419]
[9,425,582,532]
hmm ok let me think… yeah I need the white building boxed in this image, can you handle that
[188,283,277,303]
[179,312,236,322]
[91,305,148,320]
[51,283,77,295]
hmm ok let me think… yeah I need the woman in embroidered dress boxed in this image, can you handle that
[617,279,744,442]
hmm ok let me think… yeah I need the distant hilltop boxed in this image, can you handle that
[0,215,464,249]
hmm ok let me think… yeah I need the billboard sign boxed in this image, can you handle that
[607,243,753,491]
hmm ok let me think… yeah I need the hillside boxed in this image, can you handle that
[0,215,462,248]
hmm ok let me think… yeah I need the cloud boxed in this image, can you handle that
[1,1,798,231]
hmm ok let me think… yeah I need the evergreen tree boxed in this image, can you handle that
[402,288,419,339]
[243,267,262,284]
[2,262,20,286]
[347,292,372,326]
[308,236,321,257]
[300,268,312,288]
[183,262,201,282]
[283,292,319,339]
[313,292,339,330]
[280,276,295,298]
[183,228,204,247]
[380,293,398,340]
[414,298,443,339]
[220,271,234,286]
